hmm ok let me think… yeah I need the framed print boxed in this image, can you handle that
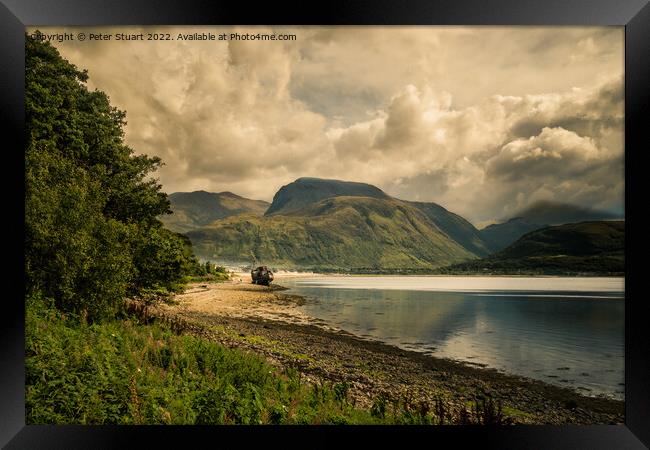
[2,0,649,448]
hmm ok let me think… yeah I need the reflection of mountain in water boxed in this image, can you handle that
[294,286,468,345]
[285,278,624,399]
[433,294,624,398]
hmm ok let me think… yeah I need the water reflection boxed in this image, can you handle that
[282,277,624,399]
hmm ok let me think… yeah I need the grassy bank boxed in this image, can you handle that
[26,296,362,424]
[27,295,513,425]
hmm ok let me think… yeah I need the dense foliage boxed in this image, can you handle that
[25,34,202,320]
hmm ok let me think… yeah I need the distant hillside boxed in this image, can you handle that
[408,201,491,257]
[480,218,544,253]
[480,201,620,253]
[265,177,389,216]
[160,191,270,233]
[161,183,621,270]
[443,221,624,276]
[186,196,478,271]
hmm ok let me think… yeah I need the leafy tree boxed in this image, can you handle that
[25,33,199,320]
[130,227,198,295]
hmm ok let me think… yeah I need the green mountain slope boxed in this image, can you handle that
[480,201,621,253]
[265,177,490,257]
[444,221,624,275]
[408,201,491,257]
[186,196,478,271]
[160,191,270,233]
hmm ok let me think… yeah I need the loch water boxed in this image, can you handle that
[280,276,625,400]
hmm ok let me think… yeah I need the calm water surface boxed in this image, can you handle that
[280,276,625,400]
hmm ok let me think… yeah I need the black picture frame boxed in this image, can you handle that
[2,0,648,448]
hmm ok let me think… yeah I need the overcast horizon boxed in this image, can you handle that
[29,26,624,227]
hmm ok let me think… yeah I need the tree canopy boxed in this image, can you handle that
[25,33,200,321]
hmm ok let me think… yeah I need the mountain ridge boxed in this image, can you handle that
[160,191,270,233]
[265,177,390,216]
[186,195,479,270]
[443,220,624,275]
[479,201,621,253]
[263,177,491,257]
[160,179,622,271]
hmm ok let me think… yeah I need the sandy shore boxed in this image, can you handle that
[152,279,624,425]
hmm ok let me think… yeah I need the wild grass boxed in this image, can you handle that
[26,295,376,425]
[26,294,515,425]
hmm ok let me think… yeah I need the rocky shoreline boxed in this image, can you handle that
[149,281,624,425]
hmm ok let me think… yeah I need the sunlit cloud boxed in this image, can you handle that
[29,26,624,224]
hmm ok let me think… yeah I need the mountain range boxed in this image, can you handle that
[186,195,477,270]
[441,221,624,275]
[160,178,623,271]
[179,178,486,270]
[479,201,620,253]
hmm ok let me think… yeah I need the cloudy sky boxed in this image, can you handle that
[31,26,624,226]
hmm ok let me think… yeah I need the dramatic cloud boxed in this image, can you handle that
[374,78,624,222]
[29,26,624,225]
